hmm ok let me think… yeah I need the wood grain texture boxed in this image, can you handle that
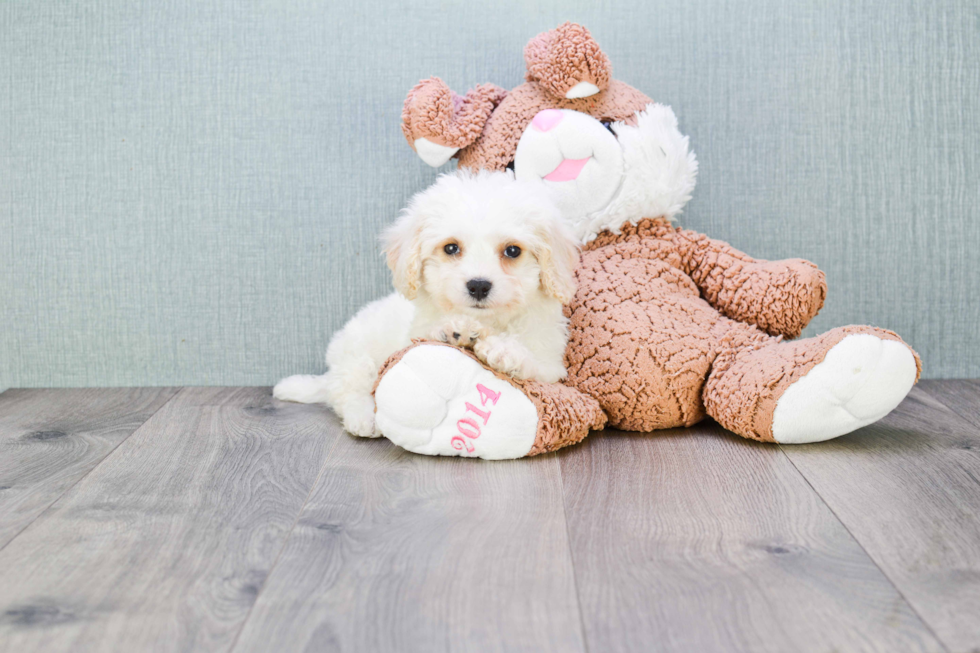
[2,384,978,652]
[927,379,980,428]
[782,381,980,653]
[0,387,339,653]
[231,432,586,653]
[559,423,944,653]
[0,387,178,549]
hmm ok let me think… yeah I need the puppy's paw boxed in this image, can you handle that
[429,315,488,349]
[342,396,381,438]
[474,336,534,380]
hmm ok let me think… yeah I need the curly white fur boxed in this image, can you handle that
[513,103,698,244]
[274,170,578,437]
[584,103,699,241]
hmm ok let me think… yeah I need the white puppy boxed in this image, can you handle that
[274,170,580,437]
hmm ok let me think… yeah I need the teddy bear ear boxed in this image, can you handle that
[524,23,611,100]
[401,77,507,167]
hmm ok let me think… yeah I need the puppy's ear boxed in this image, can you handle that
[381,208,425,300]
[534,216,580,305]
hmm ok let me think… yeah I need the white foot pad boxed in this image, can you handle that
[772,334,917,444]
[374,345,539,459]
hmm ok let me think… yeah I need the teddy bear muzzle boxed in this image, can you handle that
[514,109,624,224]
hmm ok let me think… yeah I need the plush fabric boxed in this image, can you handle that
[522,375,607,455]
[401,79,508,150]
[404,76,652,173]
[583,218,827,339]
[523,22,611,99]
[374,341,605,458]
[377,22,922,458]
[705,325,920,442]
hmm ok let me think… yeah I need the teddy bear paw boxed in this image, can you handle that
[374,344,539,459]
[772,334,918,443]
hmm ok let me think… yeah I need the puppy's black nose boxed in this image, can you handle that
[466,278,492,301]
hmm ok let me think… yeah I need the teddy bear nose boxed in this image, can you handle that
[531,109,564,132]
[466,278,493,301]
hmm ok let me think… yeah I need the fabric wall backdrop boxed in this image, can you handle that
[1,0,978,386]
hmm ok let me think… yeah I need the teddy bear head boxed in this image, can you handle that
[402,22,699,242]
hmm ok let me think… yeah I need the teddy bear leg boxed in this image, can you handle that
[372,342,606,459]
[704,326,921,444]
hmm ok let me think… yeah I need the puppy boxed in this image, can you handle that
[274,170,580,437]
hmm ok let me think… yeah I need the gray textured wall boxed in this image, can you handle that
[2,0,978,386]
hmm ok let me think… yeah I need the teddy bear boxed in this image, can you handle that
[370,22,920,460]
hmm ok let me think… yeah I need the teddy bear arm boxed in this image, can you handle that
[674,228,828,338]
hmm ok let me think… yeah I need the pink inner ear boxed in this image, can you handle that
[531,109,564,132]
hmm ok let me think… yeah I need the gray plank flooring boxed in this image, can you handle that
[0,387,178,548]
[927,379,980,429]
[559,424,943,653]
[0,387,338,652]
[232,422,585,653]
[781,381,980,653]
[0,381,977,652]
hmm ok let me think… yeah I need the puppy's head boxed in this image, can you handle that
[382,170,579,315]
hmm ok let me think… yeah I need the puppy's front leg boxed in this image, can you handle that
[474,335,537,380]
[428,315,488,349]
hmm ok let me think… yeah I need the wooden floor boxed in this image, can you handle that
[0,382,978,652]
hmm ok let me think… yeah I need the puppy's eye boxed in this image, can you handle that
[503,245,522,259]
[443,243,460,256]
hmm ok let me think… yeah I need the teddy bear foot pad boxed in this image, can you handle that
[772,334,918,444]
[374,344,539,459]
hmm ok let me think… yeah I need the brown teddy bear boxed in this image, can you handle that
[371,23,920,459]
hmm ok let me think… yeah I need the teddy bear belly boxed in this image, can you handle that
[564,272,748,432]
